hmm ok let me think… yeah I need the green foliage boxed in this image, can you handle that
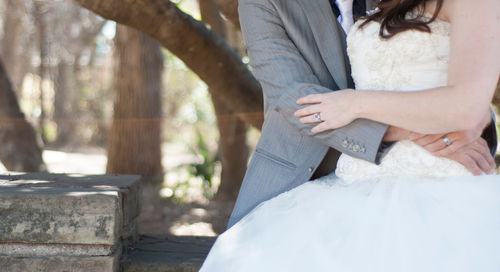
[44,122,57,143]
[165,178,191,203]
[186,128,220,199]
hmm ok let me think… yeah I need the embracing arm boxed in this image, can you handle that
[238,0,388,162]
[354,0,500,134]
[298,0,500,136]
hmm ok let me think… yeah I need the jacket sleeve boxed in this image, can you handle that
[239,0,388,163]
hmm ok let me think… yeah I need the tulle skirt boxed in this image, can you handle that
[200,174,500,272]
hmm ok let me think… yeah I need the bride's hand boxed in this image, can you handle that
[294,89,358,134]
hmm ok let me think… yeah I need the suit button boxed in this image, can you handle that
[342,139,349,148]
[353,144,360,152]
[308,167,314,173]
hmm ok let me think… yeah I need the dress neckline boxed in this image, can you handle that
[419,11,450,25]
[351,11,450,38]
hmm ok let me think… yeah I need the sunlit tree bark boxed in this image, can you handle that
[1,0,27,92]
[106,25,163,179]
[33,0,49,144]
[213,0,239,27]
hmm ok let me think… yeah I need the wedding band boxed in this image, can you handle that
[314,113,322,122]
[442,136,452,146]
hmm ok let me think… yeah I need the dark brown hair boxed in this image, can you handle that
[361,0,444,39]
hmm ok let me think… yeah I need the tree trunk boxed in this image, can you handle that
[212,0,239,28]
[0,58,46,172]
[75,0,263,129]
[49,1,106,147]
[199,0,249,201]
[1,0,26,93]
[106,25,163,180]
[212,98,250,200]
[53,61,75,146]
[33,0,48,144]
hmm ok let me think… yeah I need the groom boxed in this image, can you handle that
[227,0,498,228]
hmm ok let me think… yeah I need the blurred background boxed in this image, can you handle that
[0,0,499,237]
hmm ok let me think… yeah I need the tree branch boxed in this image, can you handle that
[75,0,263,129]
[211,0,240,27]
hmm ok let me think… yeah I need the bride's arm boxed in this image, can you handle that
[296,0,500,135]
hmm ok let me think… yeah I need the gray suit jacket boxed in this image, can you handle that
[227,0,387,228]
[227,0,498,228]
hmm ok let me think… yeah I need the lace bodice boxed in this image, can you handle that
[347,15,451,91]
[335,16,472,181]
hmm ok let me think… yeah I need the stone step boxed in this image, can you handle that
[0,172,140,247]
[0,253,119,272]
[121,235,216,272]
[0,172,141,271]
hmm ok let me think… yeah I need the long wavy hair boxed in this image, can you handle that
[361,0,444,39]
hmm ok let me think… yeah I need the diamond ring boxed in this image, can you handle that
[442,136,452,146]
[314,113,322,122]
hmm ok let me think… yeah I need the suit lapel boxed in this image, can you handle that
[297,0,349,89]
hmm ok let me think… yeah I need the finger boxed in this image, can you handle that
[434,131,480,157]
[471,139,494,165]
[299,114,323,124]
[459,153,482,176]
[472,139,496,172]
[467,148,493,175]
[408,132,426,141]
[414,134,444,147]
[294,104,322,118]
[424,138,448,153]
[433,140,465,157]
[296,94,324,105]
[311,121,332,134]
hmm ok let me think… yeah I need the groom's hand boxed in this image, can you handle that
[410,114,492,157]
[408,111,495,174]
[409,130,479,156]
[387,123,496,174]
[439,138,496,175]
[410,131,495,175]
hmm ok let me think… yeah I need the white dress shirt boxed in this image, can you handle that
[335,0,355,33]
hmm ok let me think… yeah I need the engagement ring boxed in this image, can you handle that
[314,113,322,122]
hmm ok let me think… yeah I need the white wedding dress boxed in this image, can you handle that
[200,16,500,272]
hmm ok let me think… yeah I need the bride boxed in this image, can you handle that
[200,0,500,271]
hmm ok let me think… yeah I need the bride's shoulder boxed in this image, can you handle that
[349,6,381,33]
[347,18,379,42]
